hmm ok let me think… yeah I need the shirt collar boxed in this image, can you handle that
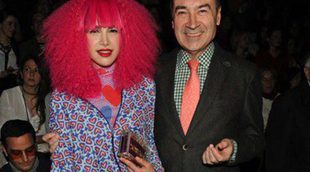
[176,42,215,69]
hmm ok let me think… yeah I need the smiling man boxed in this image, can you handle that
[154,0,264,171]
[1,120,50,172]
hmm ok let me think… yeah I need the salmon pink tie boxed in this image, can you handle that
[180,58,200,134]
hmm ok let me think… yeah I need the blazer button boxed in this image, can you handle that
[182,144,188,151]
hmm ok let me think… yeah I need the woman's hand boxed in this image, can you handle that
[42,132,60,153]
[120,157,155,172]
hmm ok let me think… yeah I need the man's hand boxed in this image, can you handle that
[202,138,234,165]
[120,156,155,172]
[42,132,60,153]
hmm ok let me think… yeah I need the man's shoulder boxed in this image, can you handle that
[0,163,12,172]
[158,48,179,62]
[156,48,179,73]
[213,44,257,75]
[280,81,310,105]
[37,154,51,172]
[2,86,21,95]
[0,86,22,102]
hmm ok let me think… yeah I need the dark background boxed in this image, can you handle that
[2,0,310,53]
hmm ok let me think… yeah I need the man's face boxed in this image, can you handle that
[0,16,16,38]
[261,71,275,94]
[32,13,44,36]
[268,30,282,48]
[172,0,221,58]
[4,133,37,171]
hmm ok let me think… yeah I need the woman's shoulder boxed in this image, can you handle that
[50,90,86,106]
[127,77,155,92]
[142,77,155,86]
[51,90,75,101]
[1,86,21,97]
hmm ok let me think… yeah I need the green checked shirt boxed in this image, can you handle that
[174,42,214,115]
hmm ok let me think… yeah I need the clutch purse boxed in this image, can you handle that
[118,130,147,166]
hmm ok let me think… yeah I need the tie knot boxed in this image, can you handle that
[188,59,199,71]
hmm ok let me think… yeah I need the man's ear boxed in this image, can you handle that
[216,7,222,26]
[172,20,175,29]
[2,146,8,157]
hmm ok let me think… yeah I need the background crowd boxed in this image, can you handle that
[1,0,310,87]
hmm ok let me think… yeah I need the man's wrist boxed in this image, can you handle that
[229,139,238,162]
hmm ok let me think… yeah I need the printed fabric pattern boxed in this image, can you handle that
[49,78,163,171]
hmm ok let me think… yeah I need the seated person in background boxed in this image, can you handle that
[0,119,51,172]
[19,12,51,90]
[0,9,20,95]
[0,56,50,167]
[260,67,280,131]
[19,12,46,62]
[265,54,310,172]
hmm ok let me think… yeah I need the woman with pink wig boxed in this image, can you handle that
[42,0,163,171]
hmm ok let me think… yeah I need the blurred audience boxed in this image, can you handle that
[255,26,288,93]
[0,56,50,167]
[0,9,19,95]
[19,12,45,62]
[18,12,51,91]
[230,27,258,62]
[260,67,279,131]
[265,54,310,172]
[303,53,310,84]
[0,119,51,171]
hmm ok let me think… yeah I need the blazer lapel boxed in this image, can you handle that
[157,50,185,137]
[187,46,231,135]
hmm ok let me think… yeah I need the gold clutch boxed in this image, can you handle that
[118,130,147,166]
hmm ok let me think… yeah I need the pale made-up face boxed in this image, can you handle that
[172,0,221,59]
[21,59,41,88]
[86,27,120,67]
[4,133,37,171]
[0,15,16,39]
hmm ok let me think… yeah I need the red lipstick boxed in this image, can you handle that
[97,49,113,57]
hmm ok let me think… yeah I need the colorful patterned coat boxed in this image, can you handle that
[49,78,163,171]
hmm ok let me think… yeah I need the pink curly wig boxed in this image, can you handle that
[43,0,160,99]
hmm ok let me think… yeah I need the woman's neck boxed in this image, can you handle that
[93,62,115,75]
[22,85,38,96]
